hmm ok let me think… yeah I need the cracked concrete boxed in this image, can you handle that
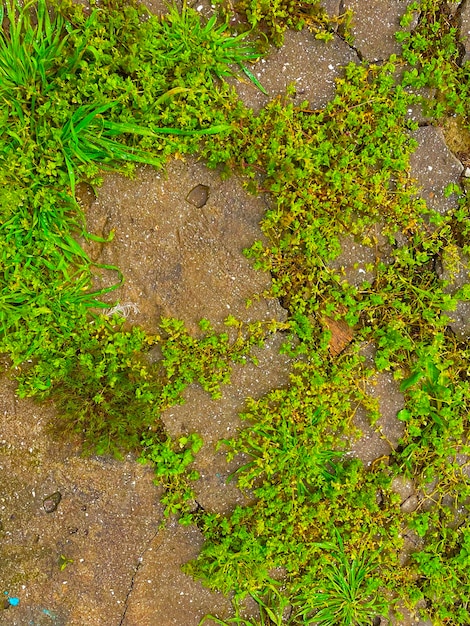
[342,0,416,61]
[117,525,160,626]
[120,520,230,626]
[0,377,166,626]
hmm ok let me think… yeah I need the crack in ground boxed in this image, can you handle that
[117,525,163,626]
[336,30,364,61]
[337,0,364,61]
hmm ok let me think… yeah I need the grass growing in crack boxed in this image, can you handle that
[2,0,470,623]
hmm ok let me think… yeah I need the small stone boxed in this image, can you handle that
[391,475,415,502]
[400,494,419,513]
[409,127,464,214]
[43,491,62,513]
[464,168,470,178]
[186,184,209,208]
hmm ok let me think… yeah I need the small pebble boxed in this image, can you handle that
[186,184,210,208]
[43,491,62,513]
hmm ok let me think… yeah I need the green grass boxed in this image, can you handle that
[1,0,470,623]
[0,0,79,105]
[294,534,388,626]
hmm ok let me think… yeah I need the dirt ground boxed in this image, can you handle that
[1,1,470,624]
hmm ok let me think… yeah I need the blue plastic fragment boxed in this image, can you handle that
[8,597,20,606]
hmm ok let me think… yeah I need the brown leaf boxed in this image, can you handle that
[322,307,354,356]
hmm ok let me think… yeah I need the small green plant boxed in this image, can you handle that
[159,1,262,80]
[396,0,469,121]
[15,314,278,458]
[200,584,294,625]
[211,0,352,46]
[58,554,74,571]
[140,433,204,523]
[409,521,470,624]
[18,318,164,456]
[294,534,388,626]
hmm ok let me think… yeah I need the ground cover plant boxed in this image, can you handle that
[209,0,352,46]
[1,0,470,623]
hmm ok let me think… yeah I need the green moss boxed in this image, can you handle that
[1,0,470,623]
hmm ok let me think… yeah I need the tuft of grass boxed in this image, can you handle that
[295,534,388,625]
[0,0,82,108]
[160,1,263,81]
